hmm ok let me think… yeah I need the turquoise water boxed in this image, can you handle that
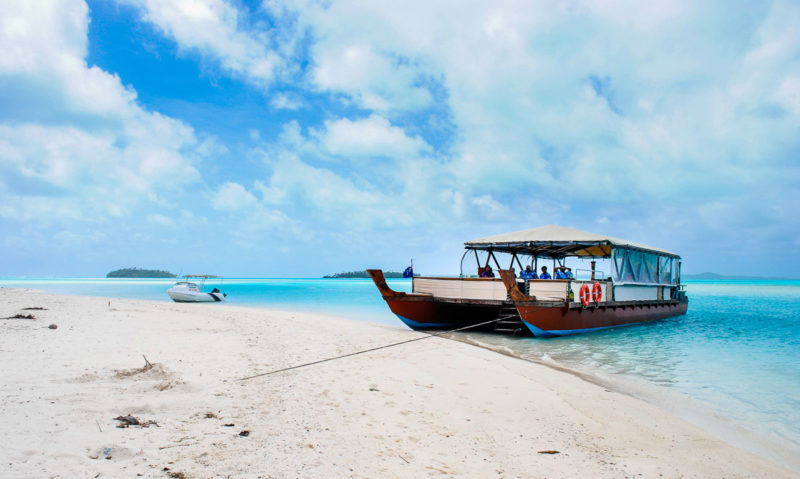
[3,277,799,458]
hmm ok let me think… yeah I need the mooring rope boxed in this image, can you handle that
[237,316,511,382]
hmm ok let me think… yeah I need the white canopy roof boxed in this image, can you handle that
[465,224,679,258]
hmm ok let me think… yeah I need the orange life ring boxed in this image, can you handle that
[591,282,603,304]
[579,284,591,307]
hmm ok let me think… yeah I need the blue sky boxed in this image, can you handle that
[1,0,799,277]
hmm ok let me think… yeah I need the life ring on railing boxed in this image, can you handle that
[579,284,591,307]
[591,282,603,304]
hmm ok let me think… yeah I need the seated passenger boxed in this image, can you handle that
[555,266,569,279]
[519,265,537,280]
[481,265,495,278]
[539,266,552,280]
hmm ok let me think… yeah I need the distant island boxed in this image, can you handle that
[683,272,792,281]
[107,268,176,278]
[323,270,406,279]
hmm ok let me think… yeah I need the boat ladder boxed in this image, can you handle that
[493,302,527,335]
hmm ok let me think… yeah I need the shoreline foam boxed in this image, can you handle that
[1,288,794,477]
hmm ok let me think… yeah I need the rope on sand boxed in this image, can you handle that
[237,317,508,382]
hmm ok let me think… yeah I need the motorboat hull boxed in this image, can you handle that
[167,290,225,302]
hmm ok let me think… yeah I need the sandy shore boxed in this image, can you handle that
[0,288,793,478]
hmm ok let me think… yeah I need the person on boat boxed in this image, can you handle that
[481,265,495,278]
[555,266,570,279]
[539,266,552,279]
[520,265,537,280]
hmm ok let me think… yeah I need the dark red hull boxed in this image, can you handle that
[514,300,688,336]
[367,269,506,332]
[382,295,504,331]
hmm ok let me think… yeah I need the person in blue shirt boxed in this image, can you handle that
[481,265,495,278]
[520,265,537,280]
[555,266,570,279]
[539,266,552,279]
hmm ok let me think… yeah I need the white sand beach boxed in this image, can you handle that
[0,288,793,478]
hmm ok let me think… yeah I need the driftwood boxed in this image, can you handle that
[3,314,36,320]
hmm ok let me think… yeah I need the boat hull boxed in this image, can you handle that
[383,296,503,331]
[514,300,688,337]
[497,269,688,336]
[167,290,225,302]
[367,269,504,332]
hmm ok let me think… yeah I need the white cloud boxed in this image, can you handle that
[311,43,433,111]
[122,0,283,87]
[211,182,258,211]
[0,0,204,223]
[318,115,431,158]
[270,92,304,110]
[147,213,174,226]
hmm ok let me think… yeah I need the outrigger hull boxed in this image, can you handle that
[367,270,506,332]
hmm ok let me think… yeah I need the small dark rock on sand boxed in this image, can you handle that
[48,324,58,329]
[239,430,250,437]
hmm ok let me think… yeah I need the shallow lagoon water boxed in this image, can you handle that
[3,277,799,457]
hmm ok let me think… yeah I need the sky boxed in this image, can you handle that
[1,0,799,278]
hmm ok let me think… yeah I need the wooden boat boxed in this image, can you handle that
[369,225,688,337]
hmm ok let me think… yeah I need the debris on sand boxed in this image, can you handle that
[163,468,188,479]
[204,412,218,419]
[48,324,58,329]
[238,430,250,437]
[3,313,36,320]
[538,450,560,454]
[114,415,159,428]
[22,307,47,310]
[114,357,163,378]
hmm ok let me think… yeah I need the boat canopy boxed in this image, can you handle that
[465,224,679,258]
[465,225,681,285]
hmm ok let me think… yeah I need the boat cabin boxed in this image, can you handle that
[411,224,685,305]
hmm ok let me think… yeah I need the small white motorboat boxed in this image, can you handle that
[167,275,226,302]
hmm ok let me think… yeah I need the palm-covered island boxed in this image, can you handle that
[106,267,176,278]
[324,270,405,278]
